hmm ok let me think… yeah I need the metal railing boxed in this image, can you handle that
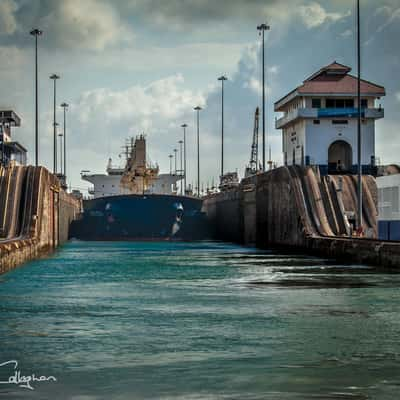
[276,107,384,128]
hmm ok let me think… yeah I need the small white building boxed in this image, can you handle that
[274,62,385,175]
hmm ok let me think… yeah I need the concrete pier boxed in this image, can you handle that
[0,165,80,274]
[203,166,400,269]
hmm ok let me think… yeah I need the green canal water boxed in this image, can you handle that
[0,241,400,399]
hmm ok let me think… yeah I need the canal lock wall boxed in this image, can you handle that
[203,165,400,268]
[0,165,81,274]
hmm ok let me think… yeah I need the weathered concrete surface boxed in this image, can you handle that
[203,166,400,268]
[0,166,80,274]
[307,236,400,269]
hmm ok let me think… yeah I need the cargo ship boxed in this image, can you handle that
[70,135,208,240]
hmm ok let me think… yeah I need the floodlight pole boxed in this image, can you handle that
[30,29,43,167]
[61,102,68,182]
[179,140,183,195]
[257,23,270,171]
[181,123,188,195]
[50,74,60,174]
[218,75,228,179]
[194,106,202,197]
[356,0,363,231]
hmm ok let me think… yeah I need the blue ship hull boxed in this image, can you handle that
[70,194,209,240]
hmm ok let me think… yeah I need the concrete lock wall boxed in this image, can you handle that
[203,166,328,247]
[203,189,242,243]
[0,165,81,274]
[203,165,400,268]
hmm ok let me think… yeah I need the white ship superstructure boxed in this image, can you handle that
[82,136,182,198]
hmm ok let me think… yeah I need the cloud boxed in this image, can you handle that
[8,0,133,51]
[0,0,18,35]
[268,65,279,75]
[340,29,352,37]
[376,119,400,164]
[396,92,400,103]
[0,45,27,70]
[298,2,348,29]
[70,74,204,168]
[46,0,133,50]
[125,0,348,33]
[74,74,203,127]
[62,43,279,192]
[126,0,283,26]
[374,6,400,34]
[364,5,400,46]
[87,42,247,73]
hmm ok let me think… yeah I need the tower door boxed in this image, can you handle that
[328,140,352,173]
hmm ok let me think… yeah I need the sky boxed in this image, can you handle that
[0,0,399,194]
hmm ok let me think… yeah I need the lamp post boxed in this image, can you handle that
[217,75,227,179]
[60,102,68,182]
[30,28,43,167]
[58,132,63,175]
[194,106,202,197]
[257,23,270,171]
[174,148,178,175]
[169,154,173,175]
[174,148,178,194]
[178,140,183,195]
[181,123,188,195]
[50,74,60,174]
[356,0,362,232]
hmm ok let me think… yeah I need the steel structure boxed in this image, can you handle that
[245,107,260,177]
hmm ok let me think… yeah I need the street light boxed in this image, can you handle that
[58,132,63,175]
[30,28,43,167]
[50,74,60,174]
[169,154,173,175]
[257,22,270,171]
[194,106,202,197]
[356,0,363,232]
[60,102,69,183]
[174,148,178,175]
[217,75,228,179]
[178,140,183,195]
[181,123,188,195]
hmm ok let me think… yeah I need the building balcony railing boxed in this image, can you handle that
[276,107,384,129]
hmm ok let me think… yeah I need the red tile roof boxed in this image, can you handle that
[304,61,351,81]
[299,73,385,95]
[275,62,385,110]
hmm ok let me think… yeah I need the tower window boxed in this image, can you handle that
[313,120,320,125]
[312,98,321,108]
[361,99,368,108]
[326,99,354,108]
[336,99,345,108]
[345,99,354,108]
[332,120,348,125]
[326,99,335,108]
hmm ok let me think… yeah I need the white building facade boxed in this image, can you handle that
[274,62,385,175]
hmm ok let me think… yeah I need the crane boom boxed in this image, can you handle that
[245,107,260,177]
